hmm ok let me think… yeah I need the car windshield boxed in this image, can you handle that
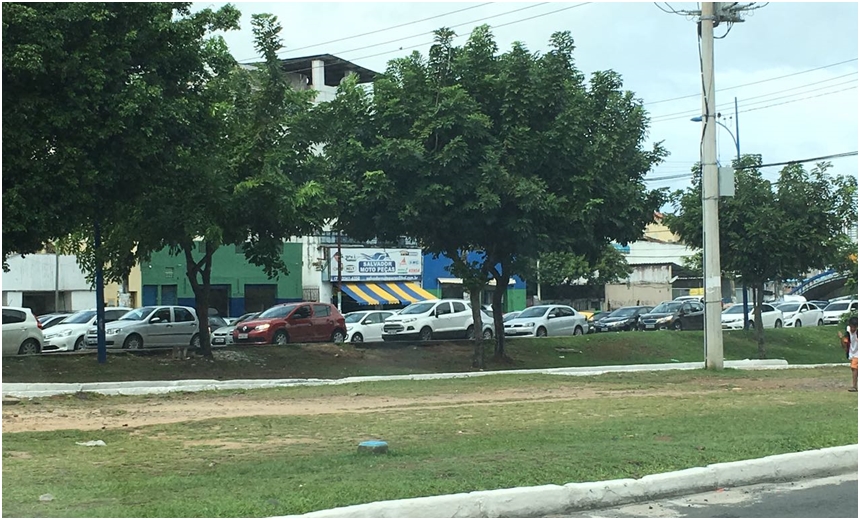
[650,302,682,314]
[345,312,368,323]
[208,316,227,327]
[723,305,746,314]
[777,303,800,312]
[236,313,258,324]
[119,307,156,321]
[517,307,549,319]
[825,302,850,312]
[258,305,297,319]
[503,313,520,323]
[61,310,97,324]
[400,303,436,315]
[608,307,637,318]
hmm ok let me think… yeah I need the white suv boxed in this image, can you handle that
[382,299,493,341]
[2,306,44,356]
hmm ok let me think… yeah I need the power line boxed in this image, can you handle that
[237,2,496,62]
[733,85,858,115]
[643,58,859,106]
[650,73,857,121]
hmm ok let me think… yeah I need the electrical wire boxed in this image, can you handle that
[236,2,496,62]
[643,58,859,106]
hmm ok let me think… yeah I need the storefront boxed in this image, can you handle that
[326,247,437,313]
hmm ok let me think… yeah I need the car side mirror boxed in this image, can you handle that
[150,317,162,324]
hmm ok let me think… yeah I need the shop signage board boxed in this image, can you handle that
[328,247,422,282]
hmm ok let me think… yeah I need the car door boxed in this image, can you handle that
[172,307,197,346]
[2,309,27,356]
[760,304,776,328]
[555,307,576,335]
[450,301,470,335]
[364,312,391,342]
[312,304,335,341]
[433,302,453,335]
[288,305,314,342]
[681,302,705,329]
[146,307,173,346]
[544,307,562,336]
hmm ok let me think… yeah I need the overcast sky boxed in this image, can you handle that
[195,1,859,196]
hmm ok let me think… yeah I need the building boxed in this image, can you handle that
[421,252,527,312]
[2,252,141,315]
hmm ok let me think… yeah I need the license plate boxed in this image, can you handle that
[213,338,226,344]
[600,327,607,332]
[87,339,97,345]
[238,333,248,340]
[645,324,655,329]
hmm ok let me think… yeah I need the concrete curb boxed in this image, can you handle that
[274,445,858,518]
[0,359,799,398]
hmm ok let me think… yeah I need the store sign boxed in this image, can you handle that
[329,248,422,282]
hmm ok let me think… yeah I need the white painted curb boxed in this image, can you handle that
[273,445,858,518]
[1,359,798,398]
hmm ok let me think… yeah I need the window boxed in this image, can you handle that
[452,302,466,313]
[2,309,25,324]
[293,305,312,319]
[435,302,452,316]
[364,313,382,325]
[692,302,704,312]
[557,307,575,317]
[259,305,295,319]
[105,310,127,322]
[153,308,172,323]
[313,304,331,317]
[174,308,195,322]
[682,303,693,314]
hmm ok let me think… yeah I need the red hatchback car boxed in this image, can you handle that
[232,302,346,345]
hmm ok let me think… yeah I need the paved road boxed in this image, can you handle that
[561,474,858,518]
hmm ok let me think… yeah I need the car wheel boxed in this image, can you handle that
[482,328,493,340]
[419,327,433,341]
[352,332,364,343]
[536,326,547,337]
[673,321,682,331]
[272,330,288,345]
[466,324,476,339]
[817,319,824,327]
[123,334,143,350]
[18,339,40,356]
[331,329,345,343]
[573,326,584,336]
[190,334,201,350]
[795,320,802,328]
[774,320,782,328]
[74,336,85,351]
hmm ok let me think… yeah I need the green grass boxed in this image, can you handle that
[2,327,847,384]
[2,368,857,517]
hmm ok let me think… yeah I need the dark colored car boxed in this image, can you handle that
[232,302,346,345]
[638,300,705,331]
[593,306,653,332]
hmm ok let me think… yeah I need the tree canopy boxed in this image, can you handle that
[319,25,666,355]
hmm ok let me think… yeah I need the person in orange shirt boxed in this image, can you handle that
[839,316,858,392]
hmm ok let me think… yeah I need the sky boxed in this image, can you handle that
[194,1,859,198]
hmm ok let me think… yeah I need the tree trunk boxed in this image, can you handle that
[468,288,485,369]
[755,281,766,359]
[491,270,511,361]
[183,242,215,360]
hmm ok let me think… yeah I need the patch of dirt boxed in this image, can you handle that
[182,437,320,450]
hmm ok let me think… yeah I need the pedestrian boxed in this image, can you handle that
[838,316,858,392]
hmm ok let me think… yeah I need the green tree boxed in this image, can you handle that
[665,156,858,358]
[65,13,333,358]
[2,2,240,266]
[320,25,665,358]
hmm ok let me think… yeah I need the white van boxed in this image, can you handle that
[382,299,494,341]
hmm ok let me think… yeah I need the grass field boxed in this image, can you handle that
[1,326,847,384]
[2,367,857,517]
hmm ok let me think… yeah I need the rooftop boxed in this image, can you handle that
[278,54,378,86]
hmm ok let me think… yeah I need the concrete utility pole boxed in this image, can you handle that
[700,2,723,370]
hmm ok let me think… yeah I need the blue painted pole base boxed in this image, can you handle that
[358,440,389,454]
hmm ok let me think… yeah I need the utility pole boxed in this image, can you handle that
[700,2,723,370]
[735,96,750,331]
[336,228,343,312]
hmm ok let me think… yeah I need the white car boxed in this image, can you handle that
[503,305,587,337]
[382,299,493,341]
[345,310,395,343]
[42,307,132,352]
[822,300,859,325]
[721,303,783,330]
[777,302,825,328]
[211,312,259,346]
[2,306,43,356]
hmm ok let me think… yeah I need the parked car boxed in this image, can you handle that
[822,300,859,325]
[2,306,43,356]
[382,299,493,341]
[808,300,830,310]
[674,295,704,304]
[86,306,200,350]
[233,303,346,345]
[502,311,522,323]
[585,311,607,333]
[721,303,783,330]
[211,312,259,346]
[503,305,587,337]
[42,307,132,352]
[639,300,705,331]
[345,310,395,343]
[37,313,72,329]
[207,315,228,334]
[593,306,653,332]
[777,302,825,328]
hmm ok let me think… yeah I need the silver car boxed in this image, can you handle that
[85,306,200,350]
[211,312,259,346]
[503,305,587,337]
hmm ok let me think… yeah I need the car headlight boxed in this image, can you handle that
[402,318,416,323]
[44,332,57,340]
[254,324,270,331]
[525,322,535,327]
[61,329,73,337]
[657,316,672,323]
[106,328,122,335]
